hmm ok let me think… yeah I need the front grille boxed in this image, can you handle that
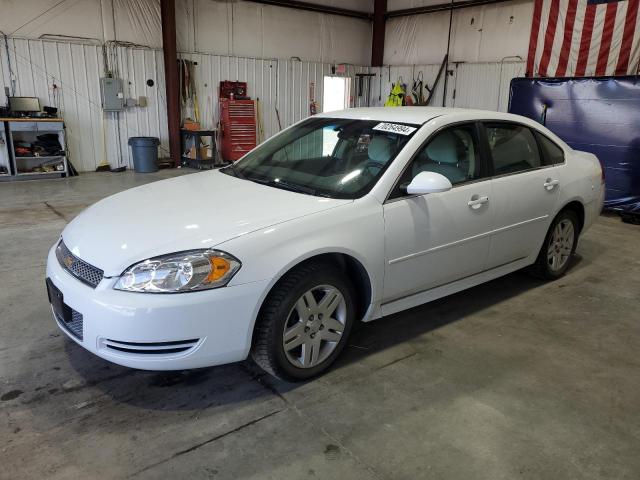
[54,308,84,341]
[56,240,104,288]
[103,338,199,355]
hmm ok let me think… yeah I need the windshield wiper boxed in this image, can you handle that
[223,162,246,179]
[249,177,319,196]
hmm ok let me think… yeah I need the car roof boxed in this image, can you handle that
[314,107,526,126]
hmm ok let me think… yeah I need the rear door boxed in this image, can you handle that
[482,122,563,269]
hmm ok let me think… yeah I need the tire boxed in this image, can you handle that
[621,212,640,225]
[251,261,356,381]
[529,209,580,280]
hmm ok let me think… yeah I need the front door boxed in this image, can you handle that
[383,123,493,303]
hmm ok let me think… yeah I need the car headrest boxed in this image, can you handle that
[368,135,394,163]
[426,131,459,165]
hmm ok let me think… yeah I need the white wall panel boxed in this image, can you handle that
[369,63,449,107]
[1,38,523,172]
[0,0,104,41]
[319,14,373,65]
[369,60,524,112]
[449,61,525,111]
[384,12,451,65]
[0,38,109,172]
[192,0,231,54]
[230,2,264,59]
[0,0,371,64]
[0,37,374,172]
[384,0,533,65]
[475,1,532,62]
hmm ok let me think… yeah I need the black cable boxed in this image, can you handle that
[442,0,454,107]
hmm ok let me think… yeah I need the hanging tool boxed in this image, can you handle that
[179,59,199,124]
[540,104,548,125]
[355,73,376,107]
[412,71,425,105]
[426,55,448,106]
[256,97,265,143]
[443,0,454,107]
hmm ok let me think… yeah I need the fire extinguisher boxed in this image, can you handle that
[309,82,319,115]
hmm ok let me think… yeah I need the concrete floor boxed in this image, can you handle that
[1,170,639,480]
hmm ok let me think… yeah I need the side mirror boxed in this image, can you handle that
[405,171,453,195]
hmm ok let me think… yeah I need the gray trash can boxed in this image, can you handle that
[128,137,160,173]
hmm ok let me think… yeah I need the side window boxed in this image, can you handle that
[535,131,565,165]
[484,123,542,175]
[390,123,482,198]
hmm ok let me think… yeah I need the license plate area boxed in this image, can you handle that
[46,278,72,323]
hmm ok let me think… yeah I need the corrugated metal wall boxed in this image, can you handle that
[448,61,525,112]
[0,39,109,172]
[179,51,372,141]
[0,37,372,172]
[0,36,525,173]
[369,61,525,111]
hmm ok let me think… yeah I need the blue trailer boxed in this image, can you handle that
[508,76,640,223]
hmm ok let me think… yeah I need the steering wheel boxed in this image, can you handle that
[363,160,385,176]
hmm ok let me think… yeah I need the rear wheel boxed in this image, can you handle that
[251,261,355,381]
[530,210,579,279]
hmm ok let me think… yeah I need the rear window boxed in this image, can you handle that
[484,123,542,175]
[535,132,565,165]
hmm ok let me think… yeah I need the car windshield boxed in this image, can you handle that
[221,117,419,199]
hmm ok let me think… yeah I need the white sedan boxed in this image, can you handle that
[46,107,604,380]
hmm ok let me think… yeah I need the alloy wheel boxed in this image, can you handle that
[282,284,347,369]
[547,219,574,272]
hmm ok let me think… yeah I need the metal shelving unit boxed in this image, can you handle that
[0,118,67,181]
[180,128,225,169]
[0,122,12,177]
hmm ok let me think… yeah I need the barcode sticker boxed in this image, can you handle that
[373,122,417,136]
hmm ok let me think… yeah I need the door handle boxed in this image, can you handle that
[544,178,560,190]
[468,195,489,209]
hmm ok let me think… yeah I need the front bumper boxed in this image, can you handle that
[46,245,270,370]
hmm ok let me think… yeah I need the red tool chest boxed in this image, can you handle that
[219,98,257,162]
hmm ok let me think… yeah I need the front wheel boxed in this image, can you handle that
[530,210,579,280]
[251,262,355,381]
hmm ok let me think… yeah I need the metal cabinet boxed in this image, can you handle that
[0,125,11,177]
[0,119,67,181]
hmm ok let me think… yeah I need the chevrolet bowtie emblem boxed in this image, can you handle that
[63,256,73,269]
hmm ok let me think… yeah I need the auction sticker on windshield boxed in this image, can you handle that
[373,122,417,136]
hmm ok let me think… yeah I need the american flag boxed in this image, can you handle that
[526,0,640,77]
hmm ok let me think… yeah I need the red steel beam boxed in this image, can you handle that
[161,0,180,167]
[371,0,387,67]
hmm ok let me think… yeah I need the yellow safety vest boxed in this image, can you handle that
[385,82,405,107]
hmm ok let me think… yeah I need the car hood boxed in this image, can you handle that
[61,170,351,276]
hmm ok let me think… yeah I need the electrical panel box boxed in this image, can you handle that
[100,77,124,111]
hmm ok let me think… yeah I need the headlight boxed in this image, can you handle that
[114,250,241,293]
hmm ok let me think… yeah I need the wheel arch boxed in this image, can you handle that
[255,250,375,328]
[557,199,585,232]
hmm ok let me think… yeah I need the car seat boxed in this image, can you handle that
[368,135,394,165]
[412,130,468,184]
